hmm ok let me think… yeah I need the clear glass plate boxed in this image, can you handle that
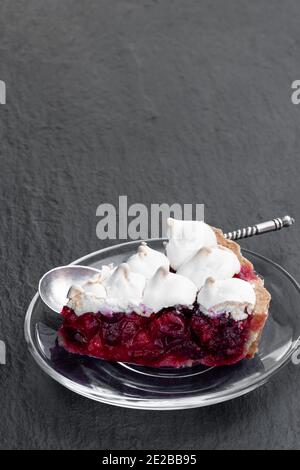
[24,240,300,410]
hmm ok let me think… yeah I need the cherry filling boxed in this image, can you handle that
[234,263,257,281]
[58,264,261,368]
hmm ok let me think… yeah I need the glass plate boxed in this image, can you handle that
[24,240,300,410]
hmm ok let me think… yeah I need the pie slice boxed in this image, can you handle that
[58,219,271,368]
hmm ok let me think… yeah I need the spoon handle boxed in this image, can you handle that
[224,215,295,241]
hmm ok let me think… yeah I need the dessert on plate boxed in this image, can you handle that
[58,219,271,368]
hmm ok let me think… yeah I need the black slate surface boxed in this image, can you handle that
[1,0,300,450]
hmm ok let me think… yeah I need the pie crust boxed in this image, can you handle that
[213,227,271,358]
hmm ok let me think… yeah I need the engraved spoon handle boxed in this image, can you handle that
[224,215,295,241]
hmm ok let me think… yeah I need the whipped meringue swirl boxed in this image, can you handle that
[127,242,169,279]
[177,245,240,289]
[197,277,256,321]
[165,218,217,270]
[143,266,197,313]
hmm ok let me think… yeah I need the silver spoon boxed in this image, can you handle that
[39,215,295,313]
[224,215,295,240]
[39,265,101,313]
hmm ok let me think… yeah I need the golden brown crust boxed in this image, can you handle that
[213,227,253,268]
[212,226,271,357]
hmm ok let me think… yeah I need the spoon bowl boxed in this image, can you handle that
[39,265,101,313]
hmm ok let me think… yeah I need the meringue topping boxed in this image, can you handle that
[177,245,240,289]
[66,220,256,320]
[105,263,146,308]
[143,266,197,313]
[127,242,169,279]
[67,283,107,316]
[165,218,217,270]
[85,264,115,286]
[67,263,146,315]
[197,277,256,321]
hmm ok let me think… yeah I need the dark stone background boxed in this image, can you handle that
[0,0,300,450]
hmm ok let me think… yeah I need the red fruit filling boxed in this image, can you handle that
[58,264,261,368]
[234,263,257,281]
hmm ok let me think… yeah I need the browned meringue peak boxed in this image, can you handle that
[105,263,146,307]
[85,264,115,286]
[177,245,240,289]
[165,218,217,270]
[67,283,107,316]
[126,242,169,279]
[66,265,115,315]
[143,266,197,313]
[197,277,256,321]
